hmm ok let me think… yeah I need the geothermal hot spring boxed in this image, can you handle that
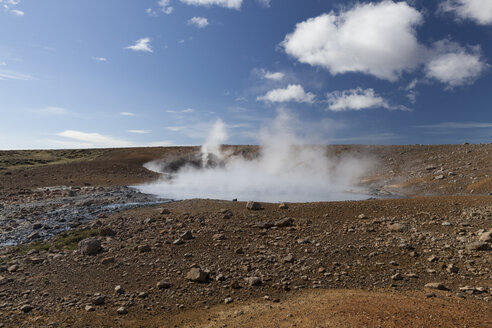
[137,111,375,203]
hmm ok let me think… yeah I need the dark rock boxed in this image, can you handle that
[78,238,102,256]
[246,201,262,210]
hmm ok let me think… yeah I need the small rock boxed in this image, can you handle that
[245,276,262,286]
[173,238,184,245]
[32,223,42,229]
[275,217,294,228]
[85,305,95,312]
[224,297,234,304]
[114,285,125,295]
[478,231,492,242]
[117,307,127,315]
[279,203,289,209]
[157,280,171,289]
[213,233,227,241]
[20,304,33,313]
[391,273,403,281]
[100,256,115,265]
[255,221,274,229]
[78,238,102,256]
[7,264,18,272]
[160,208,170,215]
[92,295,106,305]
[246,201,262,211]
[388,223,408,232]
[424,282,448,291]
[186,268,209,283]
[446,264,459,274]
[282,254,295,263]
[99,227,116,237]
[180,231,194,240]
[138,245,151,253]
[357,214,368,220]
[466,241,490,251]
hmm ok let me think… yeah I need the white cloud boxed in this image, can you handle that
[257,68,285,81]
[128,129,151,134]
[126,37,153,53]
[188,16,209,28]
[36,106,69,115]
[166,108,195,113]
[326,88,407,111]
[147,0,174,16]
[119,112,137,116]
[0,69,34,81]
[282,1,423,81]
[257,84,316,104]
[57,130,134,148]
[416,122,492,128]
[256,0,271,8]
[425,41,486,87]
[92,57,107,62]
[440,0,492,25]
[10,9,23,16]
[180,0,242,9]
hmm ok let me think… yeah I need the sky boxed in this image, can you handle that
[0,0,491,149]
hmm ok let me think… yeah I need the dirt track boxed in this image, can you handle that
[0,145,491,327]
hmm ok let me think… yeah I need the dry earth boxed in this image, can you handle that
[0,144,491,327]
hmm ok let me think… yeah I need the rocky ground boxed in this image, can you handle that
[0,144,491,327]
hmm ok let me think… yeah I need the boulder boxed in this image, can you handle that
[78,238,102,256]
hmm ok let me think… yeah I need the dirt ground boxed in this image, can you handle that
[0,145,491,327]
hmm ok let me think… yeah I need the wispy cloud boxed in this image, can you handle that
[146,0,174,16]
[0,69,34,81]
[119,112,137,116]
[92,57,107,62]
[10,9,23,16]
[35,106,69,115]
[188,16,209,28]
[126,37,153,53]
[415,122,492,129]
[57,130,134,148]
[166,108,195,114]
[128,129,151,134]
[180,0,242,10]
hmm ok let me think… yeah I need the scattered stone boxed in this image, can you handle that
[7,264,18,272]
[78,238,102,256]
[425,282,448,291]
[99,227,116,237]
[434,175,445,180]
[186,268,209,283]
[85,305,95,312]
[446,264,459,274]
[157,280,171,289]
[478,231,492,242]
[213,233,227,241]
[388,223,408,232]
[92,295,105,305]
[180,231,194,240]
[245,276,262,286]
[230,280,241,289]
[20,304,33,313]
[117,307,127,315]
[224,297,234,304]
[246,201,262,211]
[255,221,274,229]
[279,203,289,209]
[114,285,125,295]
[466,241,490,251]
[138,245,151,253]
[427,255,439,262]
[391,273,403,281]
[160,208,170,215]
[173,238,184,245]
[282,254,295,263]
[32,223,42,229]
[275,217,294,228]
[101,256,115,265]
[357,214,368,220]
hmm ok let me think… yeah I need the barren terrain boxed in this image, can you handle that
[0,144,491,328]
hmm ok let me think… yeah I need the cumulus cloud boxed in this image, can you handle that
[425,41,486,87]
[440,0,492,25]
[282,1,423,81]
[57,130,134,148]
[188,16,209,28]
[126,37,153,53]
[147,0,174,16]
[257,84,315,104]
[256,68,285,81]
[326,88,408,111]
[256,0,271,8]
[180,0,242,9]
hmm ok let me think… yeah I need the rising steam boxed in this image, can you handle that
[137,110,373,202]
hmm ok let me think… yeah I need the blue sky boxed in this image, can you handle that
[0,0,491,149]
